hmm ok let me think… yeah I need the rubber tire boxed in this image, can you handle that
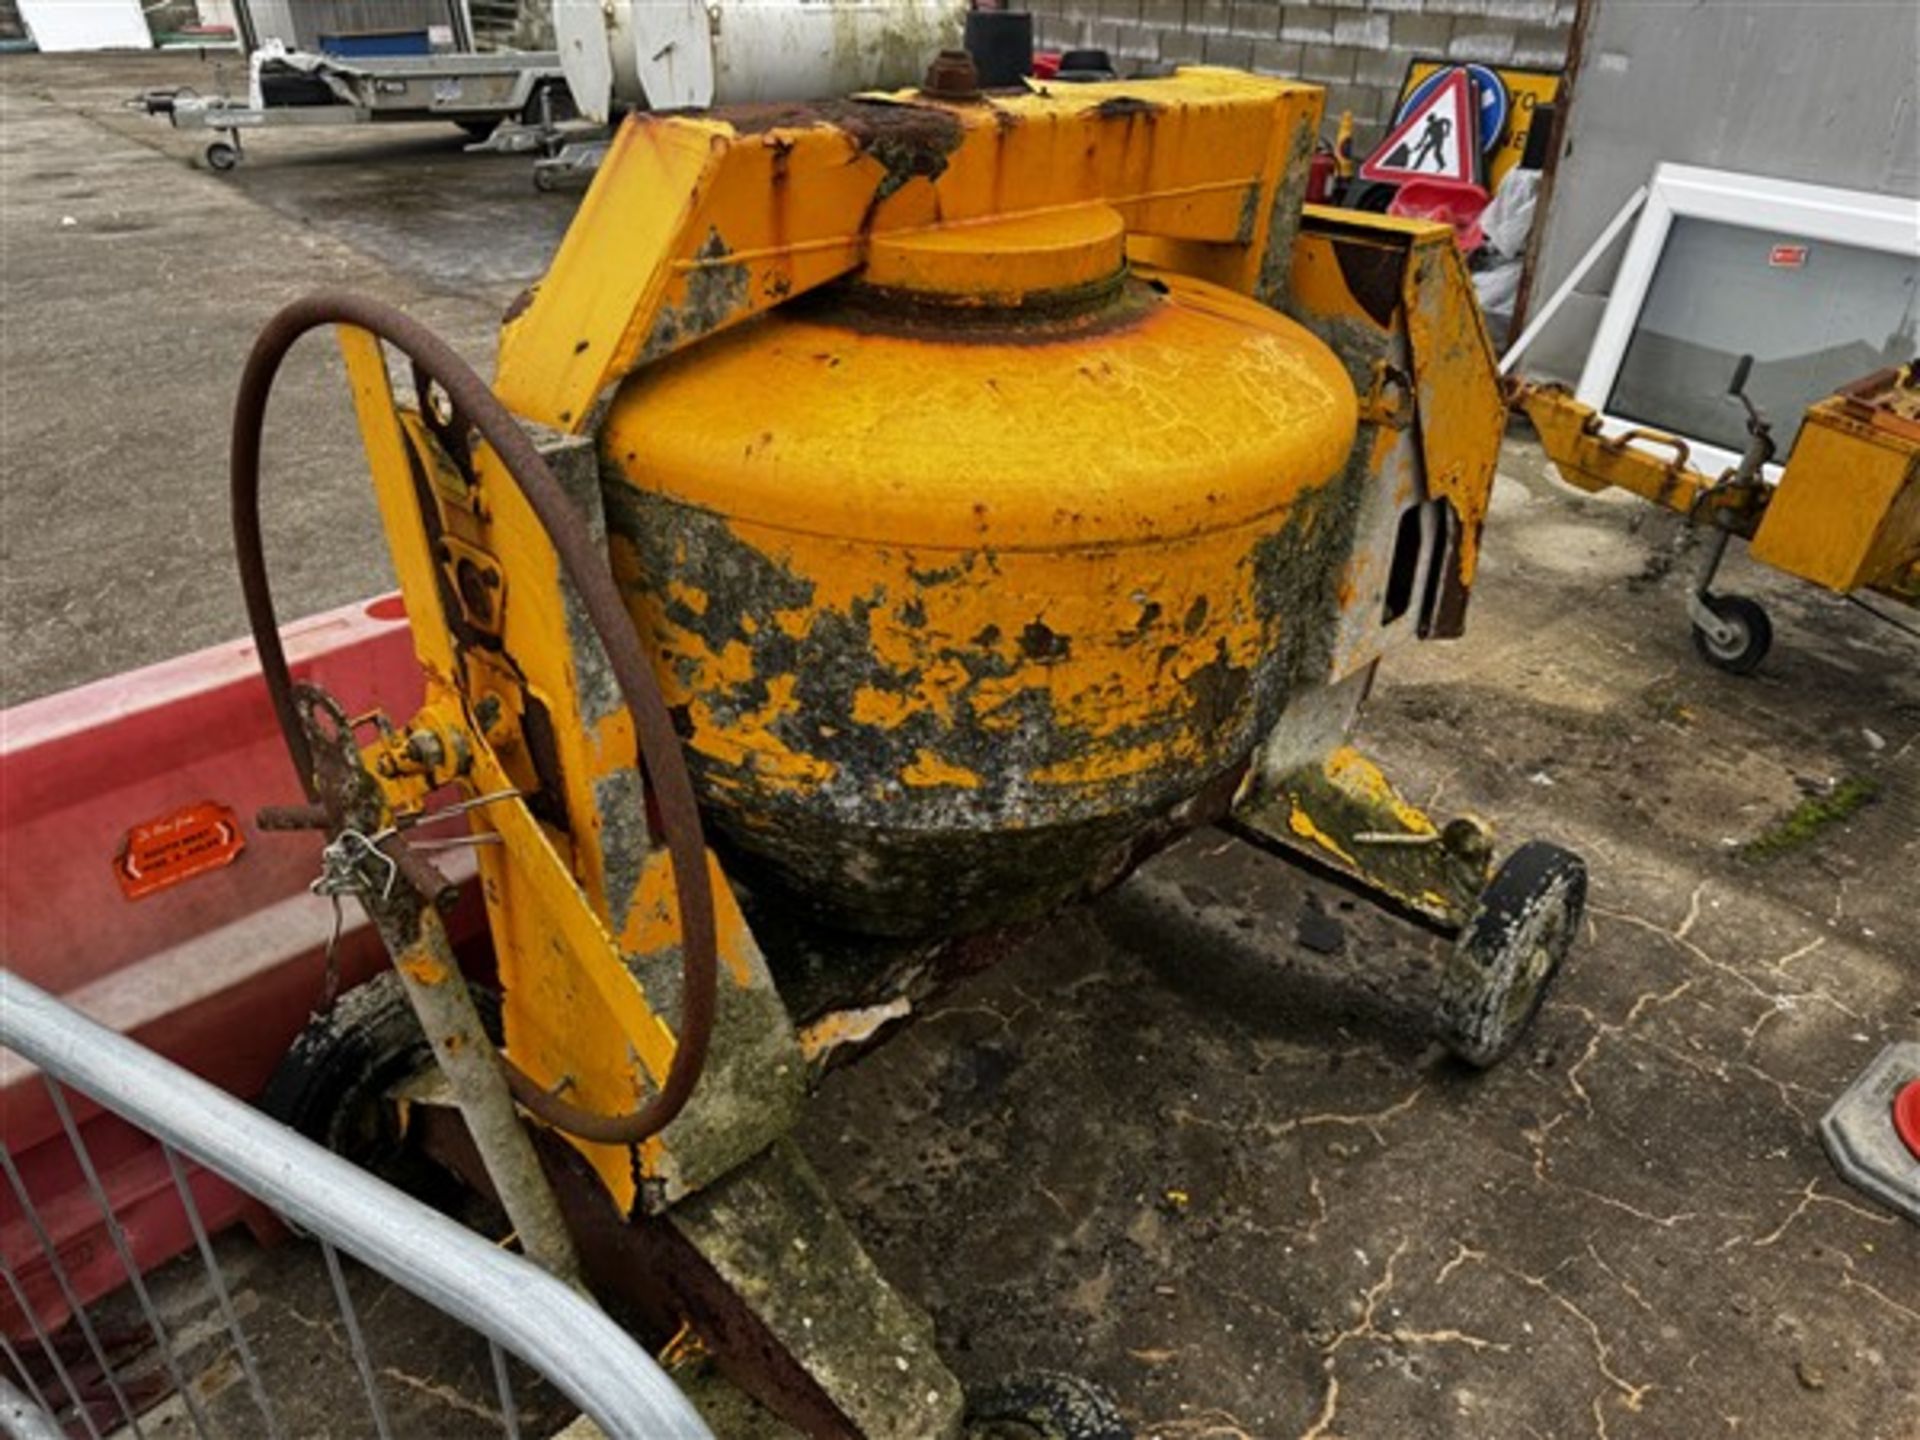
[1439,840,1587,1069]
[967,1372,1131,1440]
[258,971,501,1176]
[1344,179,1398,213]
[1690,593,1772,675]
[204,141,239,172]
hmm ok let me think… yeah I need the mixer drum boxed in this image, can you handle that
[599,207,1360,935]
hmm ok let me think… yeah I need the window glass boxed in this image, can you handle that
[1607,216,1918,455]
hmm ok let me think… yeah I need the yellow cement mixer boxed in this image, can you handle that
[234,65,1586,1435]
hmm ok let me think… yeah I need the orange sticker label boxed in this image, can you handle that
[114,802,245,900]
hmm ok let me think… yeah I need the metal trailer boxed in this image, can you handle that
[523,0,966,189]
[1514,361,1920,673]
[140,43,569,172]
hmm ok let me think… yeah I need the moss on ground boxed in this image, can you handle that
[1741,776,1881,861]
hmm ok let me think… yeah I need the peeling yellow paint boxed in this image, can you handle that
[1032,738,1178,787]
[685,690,836,789]
[1287,799,1358,868]
[623,848,756,988]
[703,507,1297,790]
[597,236,1359,811]
[398,951,448,986]
[1326,745,1435,836]
[900,749,983,789]
[851,685,918,729]
[666,579,710,616]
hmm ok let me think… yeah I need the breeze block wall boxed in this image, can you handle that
[1029,0,1576,145]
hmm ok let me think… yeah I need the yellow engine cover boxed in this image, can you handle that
[600,245,1357,935]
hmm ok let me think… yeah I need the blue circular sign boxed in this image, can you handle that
[1399,64,1509,156]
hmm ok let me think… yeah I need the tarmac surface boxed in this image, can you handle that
[3,52,1917,1440]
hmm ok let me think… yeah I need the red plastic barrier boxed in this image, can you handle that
[0,597,483,1338]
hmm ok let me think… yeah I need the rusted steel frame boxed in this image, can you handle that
[292,681,583,1287]
[1599,426,1692,471]
[1834,364,1920,440]
[417,1108,865,1440]
[1226,814,1467,940]
[229,292,717,1149]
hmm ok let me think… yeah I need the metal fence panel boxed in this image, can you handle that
[0,971,712,1440]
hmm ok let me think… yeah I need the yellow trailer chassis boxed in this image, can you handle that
[1514,364,1920,672]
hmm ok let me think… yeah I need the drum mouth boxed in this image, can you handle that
[833,200,1134,324]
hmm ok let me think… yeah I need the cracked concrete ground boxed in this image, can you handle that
[4,52,1916,1440]
[806,459,1919,1438]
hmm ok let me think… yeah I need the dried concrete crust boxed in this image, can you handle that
[672,1140,967,1439]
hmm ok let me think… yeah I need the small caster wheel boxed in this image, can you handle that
[966,1371,1130,1440]
[532,166,557,193]
[1439,840,1586,1068]
[1690,593,1772,674]
[204,140,239,172]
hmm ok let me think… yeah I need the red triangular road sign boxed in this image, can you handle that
[1359,67,1478,186]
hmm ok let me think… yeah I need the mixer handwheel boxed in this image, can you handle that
[1438,840,1586,1068]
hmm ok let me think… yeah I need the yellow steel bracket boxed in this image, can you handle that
[1397,214,1504,604]
[494,67,1324,433]
[1235,745,1492,930]
[1230,209,1509,918]
[1517,375,1920,603]
[336,325,802,1214]
[1282,208,1504,667]
[1512,381,1721,518]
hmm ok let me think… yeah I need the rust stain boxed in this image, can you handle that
[400,952,449,986]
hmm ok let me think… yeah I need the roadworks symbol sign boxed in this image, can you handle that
[1360,67,1477,186]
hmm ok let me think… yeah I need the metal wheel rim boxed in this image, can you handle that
[1701,613,1749,661]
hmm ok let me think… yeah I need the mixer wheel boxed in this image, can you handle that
[204,140,239,172]
[966,1371,1131,1440]
[1439,841,1586,1068]
[260,970,501,1182]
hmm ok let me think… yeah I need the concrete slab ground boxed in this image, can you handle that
[0,51,572,707]
[4,52,1916,1440]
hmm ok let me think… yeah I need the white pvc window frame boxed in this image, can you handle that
[1575,162,1920,481]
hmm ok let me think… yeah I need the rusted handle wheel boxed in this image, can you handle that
[966,1371,1131,1440]
[1439,840,1587,1068]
